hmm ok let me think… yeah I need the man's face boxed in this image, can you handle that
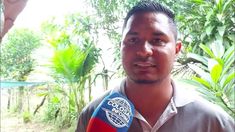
[121,12,181,84]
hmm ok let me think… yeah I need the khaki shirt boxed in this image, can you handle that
[76,79,234,132]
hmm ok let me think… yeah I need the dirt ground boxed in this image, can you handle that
[1,113,54,132]
[0,89,56,132]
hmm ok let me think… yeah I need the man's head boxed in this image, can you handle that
[123,0,177,40]
[121,1,181,84]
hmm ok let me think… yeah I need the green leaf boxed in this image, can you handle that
[180,79,201,89]
[210,40,224,58]
[190,0,204,4]
[68,93,76,107]
[218,0,224,12]
[222,72,235,88]
[215,58,224,66]
[51,96,60,104]
[54,87,68,96]
[223,83,235,101]
[208,59,218,72]
[36,93,48,97]
[223,46,235,63]
[200,32,207,40]
[222,0,233,12]
[206,26,214,36]
[199,44,215,58]
[217,26,226,37]
[187,53,207,66]
[192,76,211,89]
[210,63,222,83]
[222,61,234,78]
[222,47,235,76]
[188,63,211,82]
[51,44,88,83]
[196,86,218,101]
[216,14,223,22]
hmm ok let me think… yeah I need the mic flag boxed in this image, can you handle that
[87,92,135,132]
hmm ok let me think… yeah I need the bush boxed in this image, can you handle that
[22,111,32,123]
[185,44,235,118]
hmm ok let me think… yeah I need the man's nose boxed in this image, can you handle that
[136,41,153,57]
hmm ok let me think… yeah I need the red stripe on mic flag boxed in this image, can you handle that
[87,117,117,132]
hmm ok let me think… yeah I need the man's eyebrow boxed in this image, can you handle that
[126,31,138,35]
[153,31,166,36]
[127,31,167,36]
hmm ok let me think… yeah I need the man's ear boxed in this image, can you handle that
[175,41,182,54]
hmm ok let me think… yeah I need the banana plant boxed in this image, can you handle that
[185,42,235,118]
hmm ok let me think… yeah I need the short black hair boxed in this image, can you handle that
[123,0,178,39]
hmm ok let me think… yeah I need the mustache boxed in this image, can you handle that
[133,58,157,66]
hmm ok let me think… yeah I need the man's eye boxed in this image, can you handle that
[127,38,139,44]
[151,39,165,46]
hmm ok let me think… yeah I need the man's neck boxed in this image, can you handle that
[125,76,173,100]
[124,77,173,126]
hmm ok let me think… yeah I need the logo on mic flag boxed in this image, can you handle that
[87,92,135,132]
[103,97,133,128]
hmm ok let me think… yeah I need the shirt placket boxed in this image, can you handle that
[134,98,177,132]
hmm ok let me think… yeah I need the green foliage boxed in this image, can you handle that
[88,0,181,41]
[178,0,234,117]
[173,0,234,77]
[22,111,32,123]
[88,0,235,118]
[185,44,235,118]
[88,0,138,72]
[88,0,234,72]
[1,28,41,81]
[40,13,100,128]
[1,28,42,113]
[52,44,86,82]
[86,0,187,73]
[178,0,234,54]
[43,93,60,121]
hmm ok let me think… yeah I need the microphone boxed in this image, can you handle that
[87,92,135,132]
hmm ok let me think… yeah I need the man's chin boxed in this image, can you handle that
[133,79,159,84]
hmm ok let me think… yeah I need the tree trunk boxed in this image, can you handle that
[17,86,24,113]
[27,88,30,112]
[103,69,108,91]
[88,76,92,101]
[14,89,17,109]
[7,89,11,110]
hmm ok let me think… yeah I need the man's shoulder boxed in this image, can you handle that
[181,97,228,117]
[181,98,234,126]
[76,80,125,132]
[89,91,110,107]
[75,90,112,132]
[81,90,111,117]
[189,98,231,117]
[173,81,233,119]
[172,98,234,131]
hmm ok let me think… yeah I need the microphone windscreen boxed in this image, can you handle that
[87,92,135,132]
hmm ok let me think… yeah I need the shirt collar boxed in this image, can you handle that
[112,78,195,131]
[171,80,195,107]
[115,78,195,108]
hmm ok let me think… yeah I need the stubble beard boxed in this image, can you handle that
[127,69,173,85]
[129,76,162,84]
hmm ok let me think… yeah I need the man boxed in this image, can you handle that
[76,1,234,131]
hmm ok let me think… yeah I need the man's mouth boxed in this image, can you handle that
[134,62,156,67]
